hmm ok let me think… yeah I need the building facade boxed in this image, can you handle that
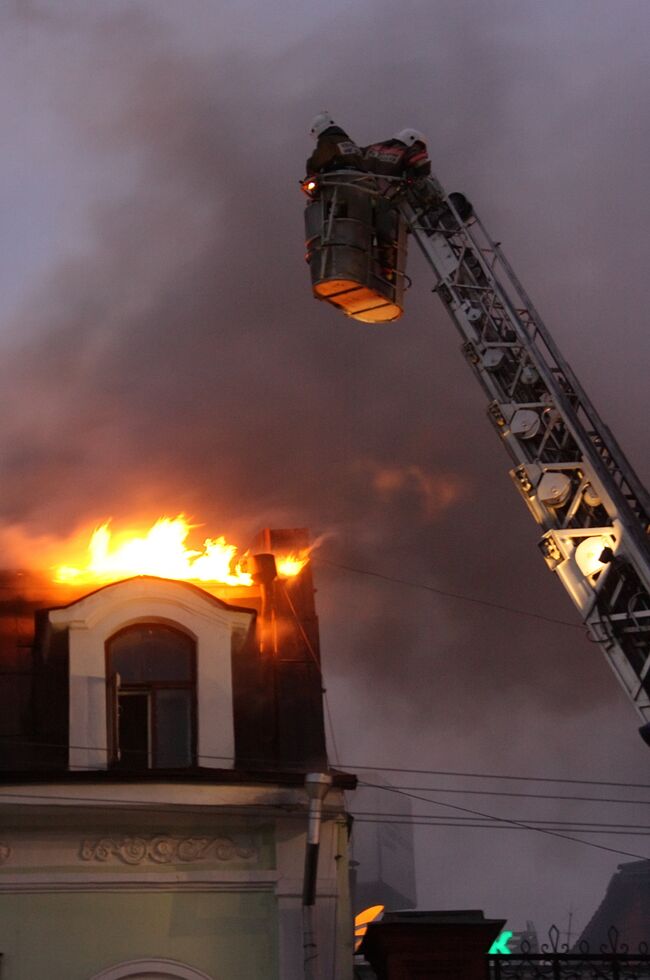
[0,528,355,980]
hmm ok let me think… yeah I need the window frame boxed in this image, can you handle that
[105,622,198,770]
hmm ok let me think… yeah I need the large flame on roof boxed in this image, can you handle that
[54,516,310,586]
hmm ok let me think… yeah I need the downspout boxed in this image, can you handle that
[302,771,333,980]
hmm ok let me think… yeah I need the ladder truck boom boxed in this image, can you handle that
[303,171,650,738]
[400,185,650,733]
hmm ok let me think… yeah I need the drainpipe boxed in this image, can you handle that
[302,771,333,980]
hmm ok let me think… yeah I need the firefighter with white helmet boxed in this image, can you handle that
[366,126,473,226]
[394,128,426,145]
[363,127,431,179]
[306,111,363,176]
[360,127,432,282]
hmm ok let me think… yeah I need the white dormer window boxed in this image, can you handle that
[47,577,254,771]
[107,624,196,770]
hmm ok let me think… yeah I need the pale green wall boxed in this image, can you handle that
[0,891,278,980]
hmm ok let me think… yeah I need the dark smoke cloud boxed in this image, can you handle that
[1,0,649,934]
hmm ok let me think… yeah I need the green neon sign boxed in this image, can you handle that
[489,931,513,954]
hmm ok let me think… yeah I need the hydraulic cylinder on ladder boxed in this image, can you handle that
[303,169,650,741]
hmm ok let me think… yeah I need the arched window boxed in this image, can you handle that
[90,958,213,980]
[106,624,196,770]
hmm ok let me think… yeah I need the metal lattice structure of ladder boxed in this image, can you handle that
[399,183,650,730]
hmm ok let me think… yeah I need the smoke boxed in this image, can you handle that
[2,0,650,931]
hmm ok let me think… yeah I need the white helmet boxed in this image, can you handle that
[310,111,336,139]
[393,127,426,146]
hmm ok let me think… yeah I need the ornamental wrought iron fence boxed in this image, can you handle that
[489,926,650,980]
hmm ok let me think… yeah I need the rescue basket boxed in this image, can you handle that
[304,171,408,323]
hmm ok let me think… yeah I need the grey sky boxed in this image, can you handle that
[1,0,649,936]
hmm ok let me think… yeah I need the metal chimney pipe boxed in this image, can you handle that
[302,772,333,905]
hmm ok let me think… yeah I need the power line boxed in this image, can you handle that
[359,781,650,862]
[316,556,583,631]
[0,785,648,851]
[0,784,648,839]
[4,735,650,794]
[353,783,650,807]
[352,818,650,837]
[349,812,650,830]
[6,770,649,826]
[341,763,650,791]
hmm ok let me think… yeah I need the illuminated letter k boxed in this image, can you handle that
[489,931,513,955]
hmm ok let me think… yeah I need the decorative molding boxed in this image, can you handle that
[0,781,332,808]
[0,869,278,894]
[80,835,257,865]
[49,577,254,633]
[0,842,11,865]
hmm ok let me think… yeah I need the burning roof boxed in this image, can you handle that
[53,515,312,591]
[0,525,329,775]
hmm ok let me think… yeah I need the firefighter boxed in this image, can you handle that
[364,128,453,224]
[363,128,432,180]
[362,131,472,232]
[306,111,364,176]
[362,128,432,282]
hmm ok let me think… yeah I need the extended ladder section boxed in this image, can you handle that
[400,185,650,726]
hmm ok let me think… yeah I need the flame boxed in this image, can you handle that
[276,550,311,578]
[53,516,313,587]
[55,517,252,586]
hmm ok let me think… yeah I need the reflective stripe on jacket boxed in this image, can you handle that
[363,139,431,178]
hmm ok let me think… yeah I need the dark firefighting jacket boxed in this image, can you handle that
[363,138,431,179]
[306,126,364,175]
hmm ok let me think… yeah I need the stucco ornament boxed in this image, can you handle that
[118,838,148,865]
[0,842,11,865]
[80,835,256,864]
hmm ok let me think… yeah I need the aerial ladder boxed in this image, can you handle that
[303,169,650,740]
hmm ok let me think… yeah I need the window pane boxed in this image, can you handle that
[109,625,194,683]
[117,693,149,769]
[0,675,32,736]
[155,689,192,768]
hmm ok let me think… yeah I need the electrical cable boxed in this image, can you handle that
[352,784,650,807]
[338,763,650,791]
[315,556,583,630]
[352,818,650,837]
[358,781,650,862]
[279,579,341,766]
[349,812,650,830]
[0,785,648,836]
[4,735,650,795]
[1,785,649,850]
